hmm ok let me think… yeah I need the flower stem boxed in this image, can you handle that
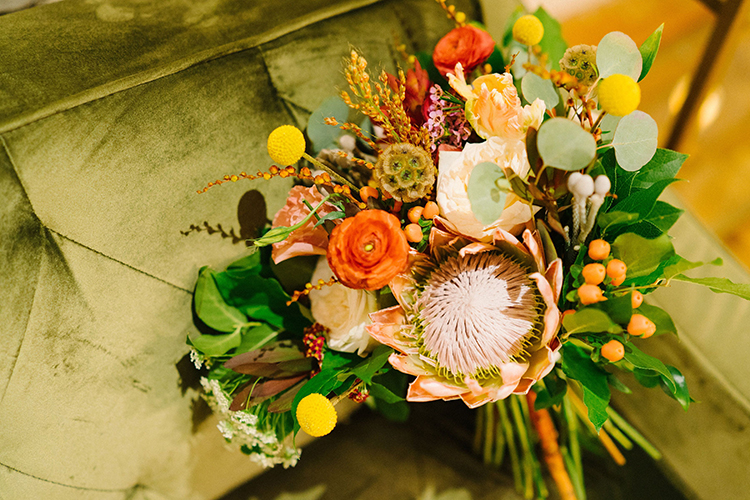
[302,152,358,191]
[498,399,523,492]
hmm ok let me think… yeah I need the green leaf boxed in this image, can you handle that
[537,118,596,171]
[467,162,511,225]
[611,232,675,279]
[663,255,722,281]
[194,268,247,332]
[370,370,410,422]
[598,210,639,232]
[612,178,679,221]
[521,72,559,109]
[563,308,622,335]
[369,383,404,403]
[236,323,278,353]
[534,370,567,410]
[622,342,675,394]
[351,345,393,384]
[641,201,683,232]
[635,302,677,336]
[662,364,690,410]
[190,326,243,357]
[634,368,661,388]
[252,195,331,247]
[313,210,346,228]
[631,149,687,190]
[562,345,611,430]
[533,7,568,71]
[611,111,658,172]
[638,24,663,82]
[596,31,643,80]
[672,275,750,300]
[224,250,262,280]
[593,293,632,325]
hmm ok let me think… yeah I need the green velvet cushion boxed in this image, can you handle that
[0,1,478,498]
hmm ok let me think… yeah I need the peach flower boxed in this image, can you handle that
[271,186,334,264]
[327,209,409,290]
[448,64,545,141]
[436,138,537,241]
[367,221,563,408]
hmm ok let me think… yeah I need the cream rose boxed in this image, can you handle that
[308,258,379,355]
[436,138,537,241]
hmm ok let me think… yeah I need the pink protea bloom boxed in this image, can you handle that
[367,220,562,408]
[271,185,335,264]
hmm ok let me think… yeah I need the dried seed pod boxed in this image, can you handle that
[374,143,435,202]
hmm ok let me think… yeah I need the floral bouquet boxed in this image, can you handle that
[186,3,750,498]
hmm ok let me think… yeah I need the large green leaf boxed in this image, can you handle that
[593,293,632,325]
[194,267,248,332]
[236,323,279,353]
[663,256,722,281]
[537,118,596,171]
[663,364,690,410]
[190,326,243,357]
[291,368,346,435]
[622,342,676,394]
[611,111,658,172]
[596,31,643,80]
[672,275,750,300]
[563,308,622,335]
[368,382,404,403]
[562,345,611,430]
[521,72,559,109]
[638,24,664,81]
[467,161,511,225]
[611,232,674,279]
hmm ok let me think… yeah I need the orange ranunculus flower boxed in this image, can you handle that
[432,25,496,76]
[326,210,409,290]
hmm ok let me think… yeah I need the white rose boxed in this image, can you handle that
[436,137,536,241]
[308,258,379,355]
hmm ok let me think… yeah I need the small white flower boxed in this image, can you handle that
[189,349,204,369]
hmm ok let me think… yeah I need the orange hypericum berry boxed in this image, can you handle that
[582,263,606,285]
[601,340,625,362]
[392,201,403,213]
[588,239,611,260]
[610,275,625,286]
[578,284,605,305]
[360,186,379,202]
[408,206,424,223]
[607,259,627,279]
[405,223,423,243]
[627,314,656,337]
[422,201,440,219]
[631,290,644,308]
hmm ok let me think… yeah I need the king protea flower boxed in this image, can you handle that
[367,220,562,408]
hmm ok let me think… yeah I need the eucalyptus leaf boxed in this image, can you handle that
[672,275,750,300]
[522,72,559,109]
[638,24,663,81]
[563,308,622,335]
[612,232,674,279]
[611,111,658,172]
[307,96,350,153]
[537,118,596,171]
[194,267,247,332]
[467,162,511,225]
[599,114,621,144]
[596,31,643,80]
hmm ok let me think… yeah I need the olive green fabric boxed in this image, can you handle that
[0,1,478,499]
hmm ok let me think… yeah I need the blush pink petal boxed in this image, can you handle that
[389,353,432,376]
[459,242,496,257]
[407,375,466,402]
[523,229,546,273]
[545,258,564,302]
[271,186,334,264]
[530,272,561,345]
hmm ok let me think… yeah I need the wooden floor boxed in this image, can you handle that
[560,0,750,268]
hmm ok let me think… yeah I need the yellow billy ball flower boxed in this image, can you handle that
[296,393,337,437]
[267,125,306,166]
[512,15,544,46]
[598,74,641,116]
